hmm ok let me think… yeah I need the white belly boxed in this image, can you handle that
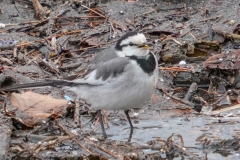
[90,74,154,110]
[66,59,158,110]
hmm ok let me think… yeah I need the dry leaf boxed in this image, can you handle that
[10,91,67,119]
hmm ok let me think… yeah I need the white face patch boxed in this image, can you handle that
[115,45,149,57]
[120,33,147,46]
[115,33,149,57]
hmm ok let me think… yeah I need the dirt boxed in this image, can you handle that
[0,0,240,159]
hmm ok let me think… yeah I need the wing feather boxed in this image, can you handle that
[0,56,130,91]
[72,57,130,85]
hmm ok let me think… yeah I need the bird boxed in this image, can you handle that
[0,31,159,140]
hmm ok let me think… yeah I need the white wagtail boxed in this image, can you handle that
[0,31,159,139]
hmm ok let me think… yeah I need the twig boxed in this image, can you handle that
[15,30,82,47]
[38,59,59,74]
[84,137,118,159]
[192,96,208,106]
[19,21,41,25]
[74,101,81,128]
[184,82,197,101]
[138,9,155,16]
[188,32,198,41]
[199,15,223,22]
[161,36,184,46]
[207,104,240,115]
[56,121,92,154]
[13,47,17,58]
[109,22,116,38]
[31,0,46,20]
[158,66,192,72]
[181,29,191,37]
[213,29,240,40]
[56,16,103,19]
[159,88,196,108]
[81,5,126,30]
[196,33,209,40]
[30,136,75,157]
[59,62,82,70]
[33,137,59,153]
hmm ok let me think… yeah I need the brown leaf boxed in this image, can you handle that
[10,91,67,119]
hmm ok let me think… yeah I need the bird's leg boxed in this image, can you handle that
[98,110,107,139]
[124,109,133,142]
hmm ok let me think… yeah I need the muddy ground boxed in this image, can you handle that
[0,0,240,159]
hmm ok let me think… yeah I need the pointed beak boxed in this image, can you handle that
[138,42,153,50]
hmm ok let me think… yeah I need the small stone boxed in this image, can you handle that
[229,20,235,25]
[119,11,124,15]
[179,60,186,65]
[133,112,138,118]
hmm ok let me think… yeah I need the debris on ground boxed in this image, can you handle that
[0,0,240,159]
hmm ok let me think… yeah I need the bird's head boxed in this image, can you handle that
[115,31,152,57]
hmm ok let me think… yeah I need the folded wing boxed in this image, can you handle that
[0,57,130,91]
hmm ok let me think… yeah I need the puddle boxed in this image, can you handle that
[97,113,240,159]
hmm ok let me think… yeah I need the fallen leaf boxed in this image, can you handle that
[10,91,68,119]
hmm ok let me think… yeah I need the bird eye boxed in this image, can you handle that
[129,42,134,46]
